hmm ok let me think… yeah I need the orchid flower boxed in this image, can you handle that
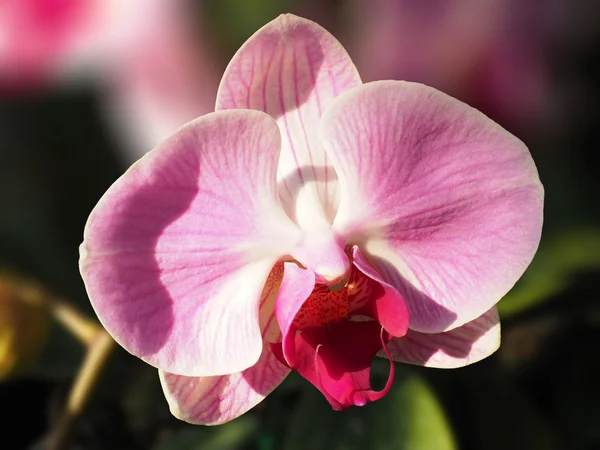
[80,14,544,425]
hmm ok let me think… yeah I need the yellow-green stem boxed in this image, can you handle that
[15,279,100,346]
[47,330,116,450]
[48,297,99,346]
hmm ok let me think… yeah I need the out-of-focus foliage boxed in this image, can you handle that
[153,417,257,450]
[28,318,84,380]
[0,273,50,380]
[499,228,600,318]
[206,0,293,51]
[283,370,456,450]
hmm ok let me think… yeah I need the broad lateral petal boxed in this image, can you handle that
[322,80,543,332]
[80,110,301,376]
[216,14,362,230]
[159,276,290,425]
[382,307,500,368]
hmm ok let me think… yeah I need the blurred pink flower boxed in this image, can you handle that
[98,1,220,160]
[0,0,95,88]
[80,15,543,424]
[0,0,220,160]
[347,0,556,128]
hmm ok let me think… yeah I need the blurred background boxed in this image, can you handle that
[1,0,599,449]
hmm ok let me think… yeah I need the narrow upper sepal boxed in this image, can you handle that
[216,14,362,231]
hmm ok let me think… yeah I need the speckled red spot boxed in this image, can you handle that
[293,265,383,329]
[261,262,284,296]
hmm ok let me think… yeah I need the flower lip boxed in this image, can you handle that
[348,326,395,408]
[271,321,395,410]
[272,249,410,409]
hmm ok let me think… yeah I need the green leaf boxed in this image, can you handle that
[499,227,600,318]
[282,370,456,450]
[152,416,257,450]
[205,0,293,52]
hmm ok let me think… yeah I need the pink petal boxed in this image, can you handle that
[383,307,500,368]
[159,346,289,425]
[322,80,543,333]
[216,14,361,230]
[80,110,301,376]
[159,269,290,425]
[351,246,409,338]
[274,262,316,368]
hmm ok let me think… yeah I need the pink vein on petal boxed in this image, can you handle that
[278,44,304,185]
